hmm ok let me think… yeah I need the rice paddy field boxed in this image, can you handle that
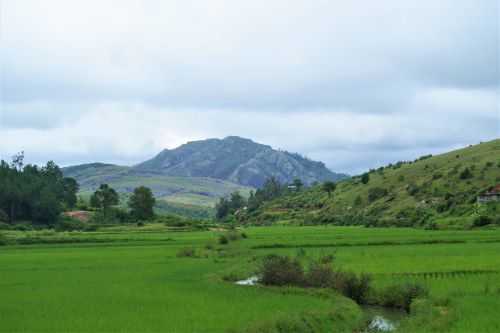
[1,225,499,332]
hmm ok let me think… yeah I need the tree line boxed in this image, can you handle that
[216,176,338,220]
[0,153,157,227]
[0,152,78,225]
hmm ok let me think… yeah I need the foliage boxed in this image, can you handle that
[379,281,429,312]
[128,186,156,221]
[361,172,370,184]
[89,184,119,214]
[260,255,305,286]
[217,175,293,220]
[0,154,79,225]
[246,139,500,228]
[322,181,336,198]
[367,187,388,202]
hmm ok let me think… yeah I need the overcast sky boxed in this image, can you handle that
[1,0,499,175]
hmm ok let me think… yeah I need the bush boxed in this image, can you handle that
[260,255,304,286]
[177,247,197,258]
[12,223,33,231]
[55,215,86,231]
[83,224,99,231]
[240,232,248,239]
[361,173,370,184]
[228,232,238,241]
[380,281,429,312]
[0,222,10,230]
[368,187,388,202]
[0,209,8,223]
[338,271,371,304]
[219,235,229,244]
[305,263,335,288]
[459,167,473,180]
[473,215,493,227]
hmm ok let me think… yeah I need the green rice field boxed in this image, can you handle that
[1,226,499,332]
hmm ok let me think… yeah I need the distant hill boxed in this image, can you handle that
[136,136,348,187]
[63,163,251,217]
[247,139,500,228]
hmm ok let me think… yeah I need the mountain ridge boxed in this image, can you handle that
[136,136,347,187]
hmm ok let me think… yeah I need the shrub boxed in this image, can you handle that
[228,232,238,241]
[474,215,492,227]
[0,209,8,223]
[459,167,473,180]
[12,223,33,231]
[361,173,370,184]
[177,247,197,258]
[338,271,371,304]
[368,187,388,202]
[83,224,99,231]
[219,235,229,244]
[407,183,421,196]
[55,215,86,231]
[380,281,429,312]
[306,263,335,288]
[240,232,248,239]
[0,222,10,230]
[260,255,304,286]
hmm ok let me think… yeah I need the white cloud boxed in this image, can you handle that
[0,0,498,174]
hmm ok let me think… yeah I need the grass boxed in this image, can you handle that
[0,225,499,332]
[249,139,500,228]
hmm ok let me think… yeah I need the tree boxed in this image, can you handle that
[361,172,370,184]
[322,181,336,198]
[128,186,156,221]
[216,198,230,219]
[62,177,79,208]
[460,167,473,180]
[229,191,245,210]
[292,179,303,191]
[0,156,78,226]
[90,184,119,217]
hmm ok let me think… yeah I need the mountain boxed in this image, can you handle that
[247,139,500,228]
[136,136,347,187]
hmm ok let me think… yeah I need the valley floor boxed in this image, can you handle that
[0,225,499,332]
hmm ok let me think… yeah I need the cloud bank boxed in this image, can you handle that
[1,0,498,174]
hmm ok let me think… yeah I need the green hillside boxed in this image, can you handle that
[248,139,500,228]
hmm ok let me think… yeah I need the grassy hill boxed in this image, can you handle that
[63,163,252,218]
[248,139,500,228]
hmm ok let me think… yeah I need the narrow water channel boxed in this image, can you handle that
[361,305,407,332]
[234,277,407,331]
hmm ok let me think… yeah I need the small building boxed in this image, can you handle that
[477,184,500,203]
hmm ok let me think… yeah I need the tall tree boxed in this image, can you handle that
[90,184,119,217]
[322,181,336,198]
[292,179,303,191]
[128,186,156,221]
[361,172,370,184]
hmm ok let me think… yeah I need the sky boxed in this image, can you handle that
[1,0,499,175]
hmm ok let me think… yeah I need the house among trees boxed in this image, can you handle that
[477,184,500,203]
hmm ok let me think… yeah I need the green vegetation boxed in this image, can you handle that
[63,163,252,218]
[0,153,78,226]
[0,226,498,332]
[128,186,156,220]
[247,139,500,228]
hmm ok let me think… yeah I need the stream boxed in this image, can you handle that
[361,305,406,332]
[234,277,407,331]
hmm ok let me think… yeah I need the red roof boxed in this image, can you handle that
[488,184,500,195]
